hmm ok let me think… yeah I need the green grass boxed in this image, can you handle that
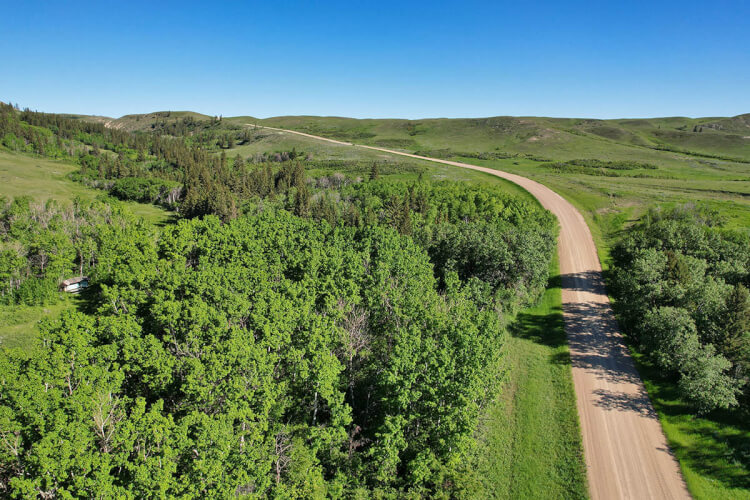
[472,258,588,499]
[0,298,76,350]
[0,150,171,224]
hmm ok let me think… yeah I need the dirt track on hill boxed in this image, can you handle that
[257,125,691,499]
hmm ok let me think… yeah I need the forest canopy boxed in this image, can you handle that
[0,101,559,498]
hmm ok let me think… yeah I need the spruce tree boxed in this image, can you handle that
[398,192,412,235]
[234,154,244,170]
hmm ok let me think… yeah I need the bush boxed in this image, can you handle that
[110,177,181,208]
[12,277,58,306]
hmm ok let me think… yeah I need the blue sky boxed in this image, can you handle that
[1,0,748,119]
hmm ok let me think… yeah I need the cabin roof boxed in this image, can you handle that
[61,276,89,286]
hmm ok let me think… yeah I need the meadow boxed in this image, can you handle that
[0,151,170,224]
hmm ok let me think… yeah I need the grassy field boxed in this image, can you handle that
[0,299,75,350]
[0,151,171,225]
[472,259,588,499]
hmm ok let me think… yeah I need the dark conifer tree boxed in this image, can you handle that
[398,192,412,235]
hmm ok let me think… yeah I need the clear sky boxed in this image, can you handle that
[1,0,748,119]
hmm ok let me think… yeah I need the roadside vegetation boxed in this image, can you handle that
[609,205,750,498]
[471,259,588,499]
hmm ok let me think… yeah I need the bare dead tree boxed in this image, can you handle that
[92,391,121,453]
[337,301,371,408]
[273,429,292,486]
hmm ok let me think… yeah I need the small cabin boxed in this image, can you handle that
[60,276,90,293]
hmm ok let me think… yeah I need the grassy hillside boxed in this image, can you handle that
[96,111,749,163]
[250,114,750,161]
[67,110,215,132]
[0,151,170,224]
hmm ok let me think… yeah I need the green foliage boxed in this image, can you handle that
[611,205,750,414]
[0,198,132,306]
[0,173,556,496]
[0,101,577,496]
[543,159,659,177]
[109,177,181,209]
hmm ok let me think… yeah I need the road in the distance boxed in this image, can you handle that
[256,125,691,499]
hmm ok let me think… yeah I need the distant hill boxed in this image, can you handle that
[69,110,214,132]
[252,113,750,162]
[72,111,750,162]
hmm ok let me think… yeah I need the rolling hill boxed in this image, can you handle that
[72,111,750,163]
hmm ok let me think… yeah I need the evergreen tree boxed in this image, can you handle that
[398,192,412,235]
[234,154,245,170]
[294,184,310,218]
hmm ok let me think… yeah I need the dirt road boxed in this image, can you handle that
[257,125,691,499]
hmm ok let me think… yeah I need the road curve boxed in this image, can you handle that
[256,125,691,499]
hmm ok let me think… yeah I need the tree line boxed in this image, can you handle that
[611,205,750,414]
